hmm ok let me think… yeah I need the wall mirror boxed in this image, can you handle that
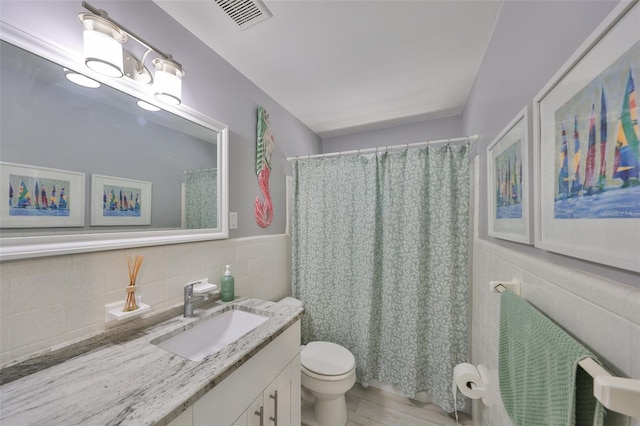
[0,22,228,260]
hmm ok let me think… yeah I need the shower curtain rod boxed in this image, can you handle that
[286,134,479,162]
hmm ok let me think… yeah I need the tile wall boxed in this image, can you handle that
[0,234,291,365]
[470,239,640,426]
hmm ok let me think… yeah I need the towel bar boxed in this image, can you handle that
[490,279,521,296]
[493,283,640,419]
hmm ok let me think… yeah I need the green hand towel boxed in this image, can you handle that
[498,289,605,426]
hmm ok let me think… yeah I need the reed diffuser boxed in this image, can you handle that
[124,255,144,312]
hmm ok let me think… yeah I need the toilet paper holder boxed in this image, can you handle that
[454,363,493,406]
[468,364,491,406]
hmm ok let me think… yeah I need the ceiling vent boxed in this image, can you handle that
[215,0,273,30]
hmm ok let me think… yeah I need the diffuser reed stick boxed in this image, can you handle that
[123,255,144,312]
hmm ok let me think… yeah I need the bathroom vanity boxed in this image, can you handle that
[169,316,301,426]
[0,299,303,425]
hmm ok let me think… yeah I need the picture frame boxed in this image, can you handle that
[1,162,85,228]
[533,1,640,272]
[91,174,152,226]
[487,106,532,244]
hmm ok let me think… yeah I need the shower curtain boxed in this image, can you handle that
[292,144,469,412]
[184,169,217,229]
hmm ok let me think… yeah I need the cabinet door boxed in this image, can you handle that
[274,362,292,426]
[264,376,279,426]
[264,357,298,426]
[247,393,265,426]
[289,354,301,426]
[231,410,247,426]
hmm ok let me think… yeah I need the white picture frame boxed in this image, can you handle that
[91,174,152,226]
[487,106,532,244]
[533,1,640,272]
[1,161,85,228]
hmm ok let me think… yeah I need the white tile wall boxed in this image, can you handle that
[0,234,291,365]
[471,238,640,426]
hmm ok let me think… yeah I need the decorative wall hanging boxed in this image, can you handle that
[487,106,532,244]
[533,1,640,272]
[255,106,274,228]
[0,162,85,228]
[91,174,152,226]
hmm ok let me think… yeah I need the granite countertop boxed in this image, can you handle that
[0,298,304,425]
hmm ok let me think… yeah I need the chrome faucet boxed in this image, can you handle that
[183,283,210,317]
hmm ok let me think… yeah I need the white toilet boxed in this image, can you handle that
[278,297,356,426]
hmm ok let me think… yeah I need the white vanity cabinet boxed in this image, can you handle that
[232,358,298,426]
[170,320,301,426]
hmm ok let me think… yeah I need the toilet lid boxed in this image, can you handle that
[301,341,355,376]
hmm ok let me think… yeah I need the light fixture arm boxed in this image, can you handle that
[138,48,153,73]
[81,1,182,69]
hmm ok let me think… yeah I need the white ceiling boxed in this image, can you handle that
[155,0,503,138]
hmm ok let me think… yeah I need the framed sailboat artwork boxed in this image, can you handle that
[487,106,532,244]
[0,162,85,228]
[91,174,152,226]
[533,0,640,272]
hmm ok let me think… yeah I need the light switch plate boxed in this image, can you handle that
[229,212,238,229]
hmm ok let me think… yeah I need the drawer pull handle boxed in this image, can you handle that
[254,406,264,426]
[269,390,278,425]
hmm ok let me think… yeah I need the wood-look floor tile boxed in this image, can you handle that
[355,399,441,426]
[347,409,388,426]
[348,385,472,425]
[349,385,445,415]
[346,392,360,412]
[303,384,473,426]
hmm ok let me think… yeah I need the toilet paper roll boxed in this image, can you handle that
[453,363,485,399]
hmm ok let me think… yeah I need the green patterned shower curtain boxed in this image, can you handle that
[184,169,217,229]
[292,145,469,412]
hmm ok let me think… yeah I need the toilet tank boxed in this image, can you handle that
[277,297,303,307]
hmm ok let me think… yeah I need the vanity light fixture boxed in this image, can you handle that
[136,100,161,112]
[64,68,101,88]
[78,12,125,78]
[78,1,185,104]
[152,58,184,105]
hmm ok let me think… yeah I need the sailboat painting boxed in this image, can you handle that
[7,174,70,217]
[535,1,638,272]
[487,107,531,244]
[91,174,151,226]
[494,139,523,219]
[0,162,85,228]
[101,184,142,217]
[553,41,640,219]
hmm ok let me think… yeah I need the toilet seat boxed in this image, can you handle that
[301,341,355,376]
[302,364,355,382]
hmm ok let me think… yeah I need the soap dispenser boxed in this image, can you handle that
[220,265,235,302]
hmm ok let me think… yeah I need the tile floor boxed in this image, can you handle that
[302,384,473,426]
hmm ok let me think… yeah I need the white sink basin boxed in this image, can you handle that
[155,309,269,361]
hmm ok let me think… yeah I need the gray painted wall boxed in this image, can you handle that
[462,0,639,287]
[322,115,462,153]
[0,0,322,238]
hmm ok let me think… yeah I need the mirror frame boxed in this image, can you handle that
[0,21,229,261]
